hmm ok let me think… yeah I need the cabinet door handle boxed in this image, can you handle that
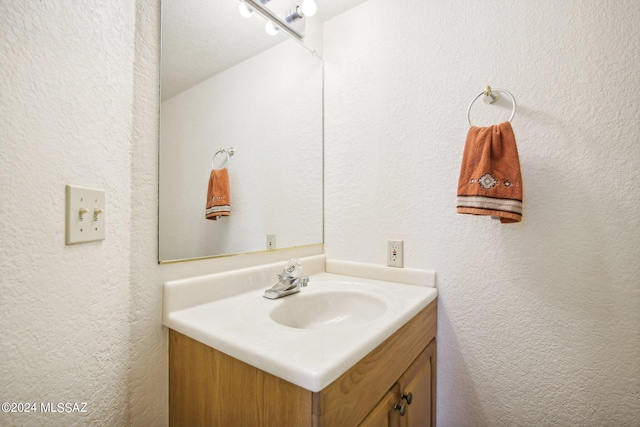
[394,403,407,416]
[401,392,413,405]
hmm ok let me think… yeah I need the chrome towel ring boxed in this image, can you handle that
[211,147,235,169]
[467,86,516,127]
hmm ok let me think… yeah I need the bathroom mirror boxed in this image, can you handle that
[159,0,323,262]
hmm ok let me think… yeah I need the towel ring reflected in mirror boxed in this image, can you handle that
[467,86,516,127]
[211,147,235,169]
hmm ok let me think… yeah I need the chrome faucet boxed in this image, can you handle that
[263,258,310,299]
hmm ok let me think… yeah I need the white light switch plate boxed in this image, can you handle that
[65,185,105,245]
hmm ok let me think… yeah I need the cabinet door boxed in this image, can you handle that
[359,386,401,427]
[398,340,436,427]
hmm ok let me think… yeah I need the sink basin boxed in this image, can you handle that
[163,257,437,392]
[269,290,388,329]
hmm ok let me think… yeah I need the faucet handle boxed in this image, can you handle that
[282,258,303,279]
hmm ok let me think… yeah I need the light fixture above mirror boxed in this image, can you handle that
[239,0,317,38]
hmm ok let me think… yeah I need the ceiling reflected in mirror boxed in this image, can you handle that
[162,0,370,100]
[161,0,289,101]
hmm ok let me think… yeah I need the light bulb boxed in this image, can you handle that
[238,1,254,18]
[265,20,280,36]
[300,0,317,17]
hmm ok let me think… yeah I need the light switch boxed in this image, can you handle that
[65,185,105,245]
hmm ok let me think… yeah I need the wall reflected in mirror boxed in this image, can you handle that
[159,0,323,262]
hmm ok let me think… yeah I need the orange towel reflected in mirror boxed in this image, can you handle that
[206,168,231,220]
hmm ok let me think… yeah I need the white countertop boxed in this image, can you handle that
[163,256,437,392]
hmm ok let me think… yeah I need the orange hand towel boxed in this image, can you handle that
[457,121,523,223]
[206,168,230,220]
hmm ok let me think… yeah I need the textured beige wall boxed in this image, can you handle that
[324,1,640,426]
[0,1,136,425]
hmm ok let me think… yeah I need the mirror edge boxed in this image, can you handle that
[158,243,324,265]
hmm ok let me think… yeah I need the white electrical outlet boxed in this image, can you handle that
[387,240,404,268]
[267,234,276,250]
[65,185,105,245]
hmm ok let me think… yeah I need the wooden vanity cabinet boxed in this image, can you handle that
[169,299,437,427]
[359,385,402,427]
[398,341,436,427]
[359,341,436,427]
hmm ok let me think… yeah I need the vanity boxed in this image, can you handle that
[163,255,437,426]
